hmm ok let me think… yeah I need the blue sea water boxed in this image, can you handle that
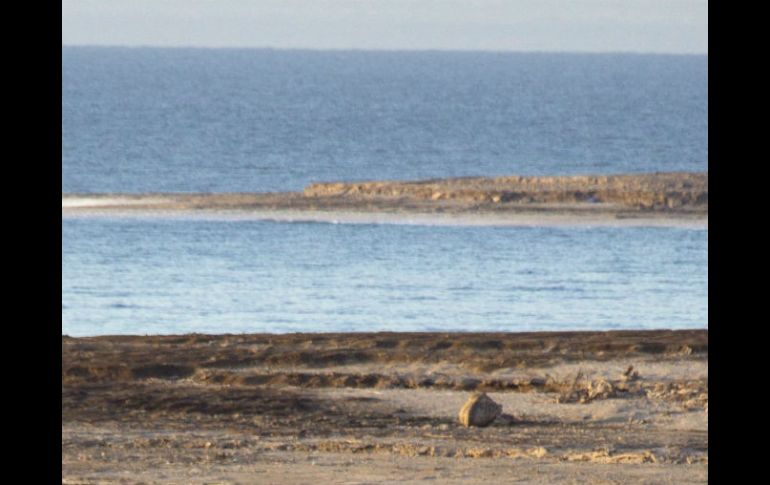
[61,47,708,336]
[62,217,707,336]
[63,47,707,193]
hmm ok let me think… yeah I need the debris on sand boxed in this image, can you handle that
[622,365,640,382]
[645,380,708,411]
[557,370,618,404]
[458,392,502,427]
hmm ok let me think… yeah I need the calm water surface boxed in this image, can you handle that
[63,48,707,193]
[62,48,707,335]
[62,217,707,336]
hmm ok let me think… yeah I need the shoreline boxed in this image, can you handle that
[62,206,708,228]
[64,330,708,483]
[62,172,708,228]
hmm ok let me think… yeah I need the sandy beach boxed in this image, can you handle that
[62,172,708,227]
[63,330,707,484]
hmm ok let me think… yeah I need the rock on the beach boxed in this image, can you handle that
[458,392,502,427]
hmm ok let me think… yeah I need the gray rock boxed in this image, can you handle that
[458,392,502,427]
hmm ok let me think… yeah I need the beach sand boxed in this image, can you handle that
[63,330,707,484]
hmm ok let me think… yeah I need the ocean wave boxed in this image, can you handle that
[62,197,166,208]
[61,207,708,229]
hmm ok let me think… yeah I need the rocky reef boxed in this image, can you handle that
[304,172,708,211]
[62,172,708,224]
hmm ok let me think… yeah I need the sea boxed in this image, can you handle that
[62,47,708,336]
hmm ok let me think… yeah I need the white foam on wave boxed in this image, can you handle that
[62,197,167,208]
[61,206,708,229]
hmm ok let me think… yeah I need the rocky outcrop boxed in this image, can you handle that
[63,172,708,219]
[303,172,708,211]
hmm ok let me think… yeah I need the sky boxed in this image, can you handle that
[62,0,708,54]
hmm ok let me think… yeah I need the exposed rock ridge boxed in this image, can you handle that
[304,172,708,211]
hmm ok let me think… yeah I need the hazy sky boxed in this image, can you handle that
[62,0,708,54]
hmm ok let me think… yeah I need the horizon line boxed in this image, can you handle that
[61,44,708,56]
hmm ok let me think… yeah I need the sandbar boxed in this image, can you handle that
[62,172,708,228]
